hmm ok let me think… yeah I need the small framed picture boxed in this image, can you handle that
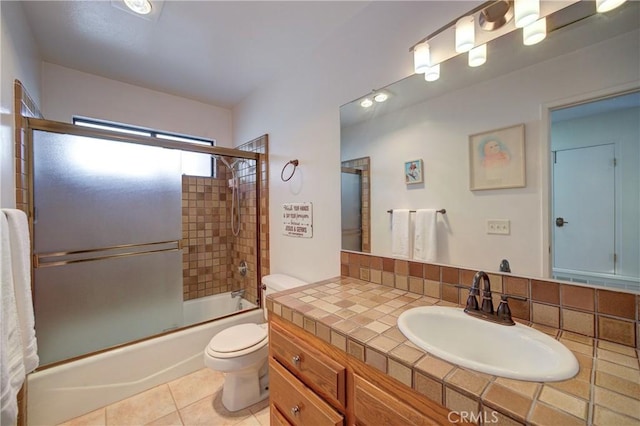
[469,124,525,190]
[404,159,423,184]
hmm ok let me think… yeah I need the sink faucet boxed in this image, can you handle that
[231,289,245,298]
[464,271,515,326]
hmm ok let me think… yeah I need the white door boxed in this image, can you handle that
[553,144,615,274]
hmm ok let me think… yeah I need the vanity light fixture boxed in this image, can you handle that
[124,0,152,15]
[424,64,440,82]
[455,16,475,53]
[596,0,628,13]
[523,17,546,45]
[413,42,430,74]
[514,0,539,28]
[468,44,487,67]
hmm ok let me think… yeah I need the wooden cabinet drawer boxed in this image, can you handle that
[270,321,346,407]
[353,374,444,426]
[270,404,293,426]
[270,358,344,426]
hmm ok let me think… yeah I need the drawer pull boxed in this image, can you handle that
[292,355,301,365]
[291,405,300,416]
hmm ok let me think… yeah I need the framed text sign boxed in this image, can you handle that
[282,202,313,238]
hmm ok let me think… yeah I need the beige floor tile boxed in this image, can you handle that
[145,411,183,426]
[106,385,176,426]
[252,405,270,425]
[179,392,253,426]
[168,368,224,409]
[234,416,261,426]
[58,408,106,426]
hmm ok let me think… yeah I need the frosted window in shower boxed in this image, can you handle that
[32,130,182,253]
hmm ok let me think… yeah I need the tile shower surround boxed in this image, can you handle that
[267,270,640,425]
[182,135,269,304]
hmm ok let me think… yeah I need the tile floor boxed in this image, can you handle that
[58,368,270,426]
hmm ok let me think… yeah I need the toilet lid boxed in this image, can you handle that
[208,323,267,353]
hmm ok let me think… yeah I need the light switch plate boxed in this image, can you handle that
[487,220,510,235]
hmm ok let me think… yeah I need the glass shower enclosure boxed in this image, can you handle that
[27,119,261,366]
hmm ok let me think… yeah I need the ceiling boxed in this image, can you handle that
[20,0,373,109]
[340,0,640,127]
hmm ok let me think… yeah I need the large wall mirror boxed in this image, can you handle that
[340,1,639,292]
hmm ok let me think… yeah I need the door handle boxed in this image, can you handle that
[555,217,569,227]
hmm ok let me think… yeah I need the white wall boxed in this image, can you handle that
[42,63,233,147]
[233,1,477,283]
[340,31,639,277]
[0,1,42,208]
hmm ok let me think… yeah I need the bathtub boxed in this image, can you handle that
[27,294,262,425]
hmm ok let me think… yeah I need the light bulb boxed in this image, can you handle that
[425,64,440,82]
[124,0,152,15]
[596,0,628,12]
[523,18,546,46]
[515,0,539,28]
[468,44,487,67]
[374,92,388,103]
[360,98,373,108]
[455,16,475,53]
[413,43,430,74]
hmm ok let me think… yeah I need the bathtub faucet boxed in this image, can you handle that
[231,289,245,299]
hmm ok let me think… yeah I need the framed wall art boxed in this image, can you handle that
[469,124,525,190]
[404,159,423,185]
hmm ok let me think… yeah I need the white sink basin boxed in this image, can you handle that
[397,306,579,382]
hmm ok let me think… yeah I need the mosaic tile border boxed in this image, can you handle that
[341,251,640,349]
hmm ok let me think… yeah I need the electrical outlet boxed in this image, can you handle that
[487,220,510,235]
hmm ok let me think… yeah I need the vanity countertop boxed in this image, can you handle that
[266,276,640,425]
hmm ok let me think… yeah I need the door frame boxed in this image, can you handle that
[540,82,639,278]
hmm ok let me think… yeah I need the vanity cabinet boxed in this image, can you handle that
[268,315,459,425]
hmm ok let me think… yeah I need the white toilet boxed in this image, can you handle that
[203,273,307,412]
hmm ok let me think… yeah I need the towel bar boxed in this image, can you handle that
[387,209,446,214]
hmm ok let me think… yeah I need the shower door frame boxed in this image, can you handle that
[24,117,264,367]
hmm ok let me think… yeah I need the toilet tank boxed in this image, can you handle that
[261,274,307,319]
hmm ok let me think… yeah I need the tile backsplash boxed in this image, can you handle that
[341,251,639,348]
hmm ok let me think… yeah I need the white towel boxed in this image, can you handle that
[3,209,38,374]
[413,209,438,262]
[1,213,25,426]
[391,209,410,258]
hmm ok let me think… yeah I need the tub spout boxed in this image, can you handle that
[231,289,246,298]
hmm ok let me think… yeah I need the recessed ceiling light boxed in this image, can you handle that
[124,0,152,15]
[374,92,389,103]
[360,98,374,108]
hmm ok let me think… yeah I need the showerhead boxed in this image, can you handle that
[211,155,246,171]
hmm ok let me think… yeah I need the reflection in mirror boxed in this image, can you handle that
[551,91,640,290]
[341,157,371,252]
[340,1,639,291]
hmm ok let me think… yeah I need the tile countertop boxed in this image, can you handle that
[266,276,640,426]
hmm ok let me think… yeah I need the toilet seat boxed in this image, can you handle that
[206,323,268,359]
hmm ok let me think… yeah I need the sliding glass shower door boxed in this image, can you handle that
[32,129,183,365]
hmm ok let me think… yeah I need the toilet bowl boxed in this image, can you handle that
[203,274,307,412]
